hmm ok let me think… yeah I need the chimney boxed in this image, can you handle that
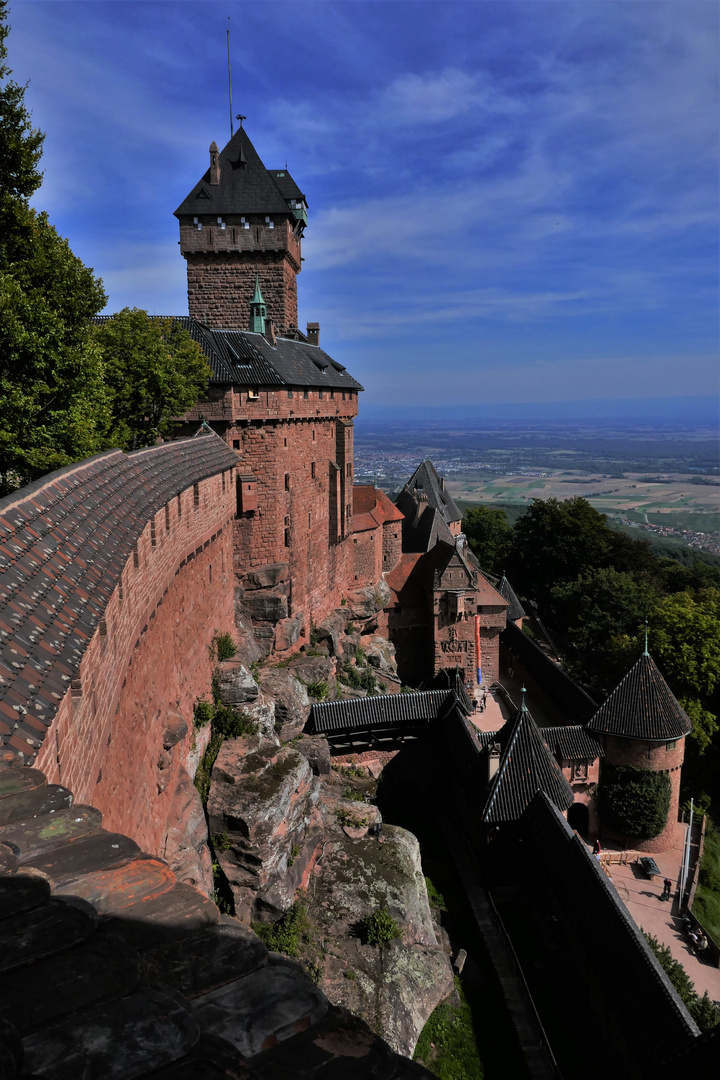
[209,141,220,185]
[306,322,320,347]
[265,317,277,347]
[440,476,445,490]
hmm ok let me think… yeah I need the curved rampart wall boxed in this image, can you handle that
[0,434,238,859]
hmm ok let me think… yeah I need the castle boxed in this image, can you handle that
[0,126,714,1078]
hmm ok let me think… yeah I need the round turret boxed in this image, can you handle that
[587,651,692,852]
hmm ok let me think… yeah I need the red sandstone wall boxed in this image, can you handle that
[36,471,236,858]
[602,735,685,853]
[181,216,301,331]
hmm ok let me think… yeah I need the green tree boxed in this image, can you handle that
[544,567,660,693]
[647,589,720,703]
[508,497,614,602]
[462,505,513,574]
[94,309,210,450]
[0,5,109,494]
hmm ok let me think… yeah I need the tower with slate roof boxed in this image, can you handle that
[175,129,308,334]
[587,648,692,853]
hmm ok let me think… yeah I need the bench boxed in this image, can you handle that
[640,857,661,879]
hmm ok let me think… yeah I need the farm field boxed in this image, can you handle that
[444,472,720,520]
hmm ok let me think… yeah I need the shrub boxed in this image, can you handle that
[193,698,214,729]
[213,632,237,661]
[361,908,402,947]
[598,765,671,840]
[425,876,447,911]
[342,786,364,802]
[194,732,223,804]
[288,843,299,867]
[307,680,329,701]
[252,901,310,958]
[213,832,232,852]
[212,704,257,739]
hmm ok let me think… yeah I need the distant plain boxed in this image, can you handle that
[354,416,720,536]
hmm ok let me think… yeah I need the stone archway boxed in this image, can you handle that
[568,801,589,838]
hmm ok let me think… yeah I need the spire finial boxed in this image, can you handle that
[520,686,527,710]
[644,618,649,656]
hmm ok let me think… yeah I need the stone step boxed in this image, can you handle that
[21,829,141,885]
[0,782,73,825]
[138,914,268,999]
[22,989,199,1080]
[192,963,329,1061]
[0,933,138,1035]
[0,767,46,801]
[99,881,220,951]
[0,805,102,857]
[0,895,96,973]
[0,871,50,918]
[249,1005,399,1079]
[54,855,176,914]
[143,1034,261,1079]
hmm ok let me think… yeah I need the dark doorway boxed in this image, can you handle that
[568,801,589,837]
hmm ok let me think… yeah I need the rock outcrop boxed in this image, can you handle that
[207,737,323,921]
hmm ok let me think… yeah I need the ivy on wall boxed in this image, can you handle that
[598,764,671,840]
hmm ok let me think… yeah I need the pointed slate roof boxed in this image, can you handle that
[497,574,526,621]
[398,461,462,527]
[174,128,297,218]
[586,652,692,742]
[482,697,574,823]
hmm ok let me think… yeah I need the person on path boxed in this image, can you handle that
[661,877,672,901]
[592,839,602,857]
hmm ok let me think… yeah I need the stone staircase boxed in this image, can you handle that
[0,765,433,1079]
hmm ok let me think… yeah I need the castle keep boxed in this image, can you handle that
[0,125,712,1079]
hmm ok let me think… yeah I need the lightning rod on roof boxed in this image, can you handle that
[227,18,234,140]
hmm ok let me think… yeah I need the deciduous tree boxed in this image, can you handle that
[94,309,210,449]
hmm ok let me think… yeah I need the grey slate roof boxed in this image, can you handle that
[587,652,692,742]
[497,574,526,621]
[308,690,454,735]
[0,433,238,763]
[92,317,363,392]
[477,724,602,762]
[399,461,462,526]
[174,128,294,218]
[541,725,604,761]
[482,700,574,823]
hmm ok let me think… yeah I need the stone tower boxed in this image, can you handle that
[174,128,307,333]
[587,649,692,853]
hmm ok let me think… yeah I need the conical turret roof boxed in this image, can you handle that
[586,652,692,742]
[498,574,525,621]
[482,696,574,823]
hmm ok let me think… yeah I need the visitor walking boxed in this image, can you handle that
[661,877,672,901]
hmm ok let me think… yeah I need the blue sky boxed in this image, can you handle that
[9,1,719,409]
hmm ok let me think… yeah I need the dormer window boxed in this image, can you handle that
[217,216,226,230]
[247,387,259,401]
[193,216,202,231]
[240,217,250,230]
[265,216,275,230]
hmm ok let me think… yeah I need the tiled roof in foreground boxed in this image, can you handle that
[0,434,238,762]
[0,762,433,1077]
[587,652,692,742]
